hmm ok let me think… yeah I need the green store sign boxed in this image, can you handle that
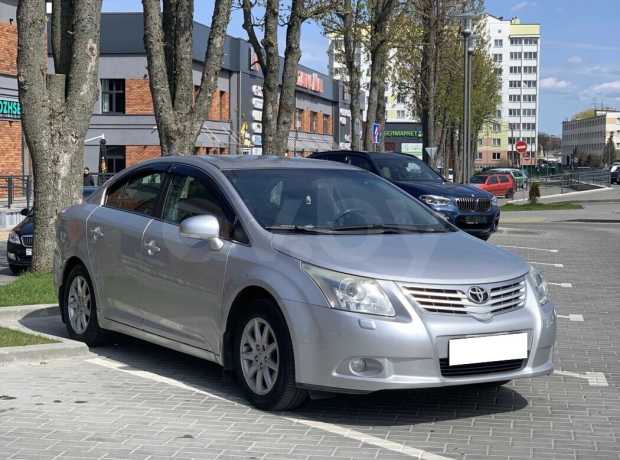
[0,98,21,120]
[384,129,422,139]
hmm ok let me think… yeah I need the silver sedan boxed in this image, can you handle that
[54,156,556,410]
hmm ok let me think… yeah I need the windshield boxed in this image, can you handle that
[470,175,487,184]
[372,155,443,183]
[225,169,454,234]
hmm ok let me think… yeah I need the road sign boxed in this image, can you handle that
[515,140,528,154]
[372,122,382,144]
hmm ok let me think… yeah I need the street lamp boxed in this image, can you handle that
[460,15,474,183]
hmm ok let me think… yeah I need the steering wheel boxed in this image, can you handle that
[333,208,366,227]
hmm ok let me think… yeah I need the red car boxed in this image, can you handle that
[470,173,515,198]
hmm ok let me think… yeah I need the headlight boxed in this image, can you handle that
[528,265,549,305]
[8,231,21,245]
[302,263,396,317]
[420,195,454,208]
[491,196,498,206]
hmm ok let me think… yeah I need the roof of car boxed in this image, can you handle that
[146,154,359,171]
[315,150,417,160]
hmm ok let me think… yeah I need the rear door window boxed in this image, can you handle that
[499,176,510,184]
[488,176,499,184]
[105,169,166,217]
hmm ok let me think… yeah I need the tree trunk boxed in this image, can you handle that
[17,0,102,272]
[142,0,231,155]
[342,0,362,150]
[376,82,386,152]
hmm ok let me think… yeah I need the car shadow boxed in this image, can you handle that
[20,312,529,427]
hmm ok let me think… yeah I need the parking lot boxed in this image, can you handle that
[1,217,619,459]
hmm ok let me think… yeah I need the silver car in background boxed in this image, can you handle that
[54,156,556,410]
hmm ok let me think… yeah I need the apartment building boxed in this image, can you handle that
[0,2,350,178]
[478,14,540,167]
[562,110,620,166]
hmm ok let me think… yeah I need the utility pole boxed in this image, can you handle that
[461,16,473,183]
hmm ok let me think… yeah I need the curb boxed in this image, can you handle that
[0,304,90,365]
[0,304,60,321]
[507,186,612,204]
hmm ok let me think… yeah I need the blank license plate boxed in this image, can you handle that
[465,216,486,224]
[25,248,32,256]
[448,332,528,366]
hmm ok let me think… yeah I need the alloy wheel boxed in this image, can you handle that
[67,275,92,335]
[239,317,280,395]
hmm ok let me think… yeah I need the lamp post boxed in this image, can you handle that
[460,15,474,183]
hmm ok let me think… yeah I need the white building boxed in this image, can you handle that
[480,15,540,167]
[562,110,620,166]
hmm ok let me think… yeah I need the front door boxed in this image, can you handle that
[139,165,236,351]
[87,166,167,327]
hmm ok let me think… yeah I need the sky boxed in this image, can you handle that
[102,0,620,136]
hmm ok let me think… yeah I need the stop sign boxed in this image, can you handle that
[515,140,528,154]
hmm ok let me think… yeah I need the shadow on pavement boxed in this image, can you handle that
[20,312,529,427]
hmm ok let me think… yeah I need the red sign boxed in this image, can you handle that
[515,140,528,154]
[296,71,324,93]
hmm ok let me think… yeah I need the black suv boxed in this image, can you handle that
[310,151,500,240]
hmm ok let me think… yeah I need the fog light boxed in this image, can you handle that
[350,358,367,373]
[7,252,16,260]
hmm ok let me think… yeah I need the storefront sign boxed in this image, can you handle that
[402,143,423,158]
[0,98,21,120]
[296,71,323,93]
[384,129,422,139]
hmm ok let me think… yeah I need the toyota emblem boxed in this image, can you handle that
[468,286,489,304]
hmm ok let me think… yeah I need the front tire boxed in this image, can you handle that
[233,299,307,411]
[62,264,106,347]
[8,264,22,276]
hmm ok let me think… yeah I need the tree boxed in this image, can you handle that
[242,0,333,155]
[17,0,102,271]
[538,132,561,154]
[362,0,397,151]
[142,0,232,155]
[605,133,617,167]
[321,0,368,150]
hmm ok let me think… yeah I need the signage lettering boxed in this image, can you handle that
[296,71,324,93]
[383,129,422,139]
[0,99,21,119]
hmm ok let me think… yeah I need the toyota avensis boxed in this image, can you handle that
[54,156,556,411]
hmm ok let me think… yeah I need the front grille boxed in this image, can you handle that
[400,277,526,319]
[455,197,491,212]
[20,235,33,247]
[440,358,525,377]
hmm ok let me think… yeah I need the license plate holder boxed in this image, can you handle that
[25,248,32,256]
[464,215,486,225]
[448,332,528,366]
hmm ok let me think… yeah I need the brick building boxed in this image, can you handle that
[0,3,351,178]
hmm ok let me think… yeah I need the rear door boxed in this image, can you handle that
[486,175,500,195]
[87,165,168,327]
[498,175,511,195]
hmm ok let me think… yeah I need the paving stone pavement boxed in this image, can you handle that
[1,219,619,459]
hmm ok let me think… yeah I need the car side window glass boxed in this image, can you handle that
[162,174,241,241]
[348,155,373,171]
[105,170,165,217]
[488,176,498,184]
[499,176,509,184]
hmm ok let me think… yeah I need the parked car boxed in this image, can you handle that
[6,187,99,274]
[55,156,556,411]
[610,164,620,184]
[485,168,528,189]
[470,173,516,198]
[309,151,500,240]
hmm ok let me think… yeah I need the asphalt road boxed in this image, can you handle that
[1,213,620,459]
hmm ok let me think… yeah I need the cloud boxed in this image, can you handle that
[512,1,535,12]
[545,41,620,52]
[540,77,572,90]
[567,56,583,65]
[590,81,620,96]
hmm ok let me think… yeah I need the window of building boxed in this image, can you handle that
[523,38,538,45]
[322,114,331,135]
[510,51,522,59]
[509,123,520,130]
[295,109,303,130]
[476,152,483,160]
[396,110,406,119]
[493,123,501,132]
[496,109,502,118]
[509,66,522,74]
[524,51,537,59]
[523,66,537,74]
[524,80,537,88]
[101,79,125,114]
[310,111,318,133]
[495,68,503,76]
[493,138,501,146]
[103,146,126,174]
[509,80,522,88]
[492,152,501,160]
[494,39,503,47]
[523,108,536,116]
[509,94,521,102]
[493,53,503,63]
[509,109,521,116]
[510,38,522,45]
[396,94,406,104]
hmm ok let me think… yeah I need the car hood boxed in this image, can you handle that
[13,216,33,234]
[394,180,493,199]
[271,231,528,285]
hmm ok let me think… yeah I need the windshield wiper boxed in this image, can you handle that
[330,224,447,234]
[264,225,335,234]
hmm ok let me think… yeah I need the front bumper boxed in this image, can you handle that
[6,240,32,267]
[441,207,500,237]
[288,284,555,393]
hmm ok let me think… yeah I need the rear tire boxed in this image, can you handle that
[233,298,308,411]
[506,190,514,199]
[61,264,107,347]
[8,264,22,276]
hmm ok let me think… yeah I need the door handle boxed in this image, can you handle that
[91,226,104,241]
[144,239,161,256]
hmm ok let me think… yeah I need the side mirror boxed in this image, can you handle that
[179,214,224,251]
[20,208,30,217]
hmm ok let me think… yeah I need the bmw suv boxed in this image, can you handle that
[310,151,500,240]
